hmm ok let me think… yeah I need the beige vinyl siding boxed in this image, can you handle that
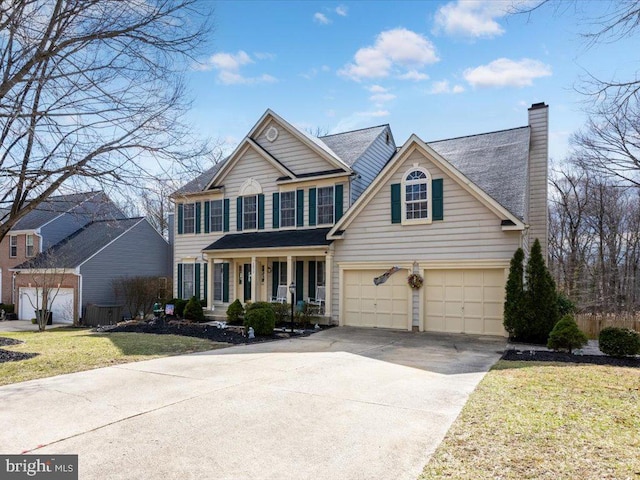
[527,106,548,257]
[255,120,336,175]
[331,148,521,321]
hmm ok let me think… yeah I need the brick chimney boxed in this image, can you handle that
[527,102,549,259]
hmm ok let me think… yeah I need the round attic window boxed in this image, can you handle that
[265,126,279,142]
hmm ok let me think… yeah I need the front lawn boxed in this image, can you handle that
[421,360,640,480]
[0,327,226,386]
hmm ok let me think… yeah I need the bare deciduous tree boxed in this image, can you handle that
[0,0,212,243]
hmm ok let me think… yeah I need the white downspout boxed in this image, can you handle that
[76,268,82,325]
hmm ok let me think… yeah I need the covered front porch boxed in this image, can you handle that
[202,228,333,319]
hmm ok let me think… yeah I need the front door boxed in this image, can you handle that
[243,263,252,301]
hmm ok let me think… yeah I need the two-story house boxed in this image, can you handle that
[172,103,549,336]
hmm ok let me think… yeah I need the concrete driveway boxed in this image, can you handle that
[0,327,505,480]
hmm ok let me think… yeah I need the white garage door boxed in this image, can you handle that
[19,287,75,324]
[424,269,506,336]
[343,269,410,329]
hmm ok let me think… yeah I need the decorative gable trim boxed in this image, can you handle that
[328,134,525,239]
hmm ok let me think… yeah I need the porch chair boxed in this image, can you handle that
[271,284,288,304]
[307,285,325,314]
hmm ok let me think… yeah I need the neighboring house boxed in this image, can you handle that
[171,103,548,336]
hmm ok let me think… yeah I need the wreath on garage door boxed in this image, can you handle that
[407,273,424,289]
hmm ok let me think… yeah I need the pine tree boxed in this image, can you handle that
[504,247,526,339]
[525,238,560,343]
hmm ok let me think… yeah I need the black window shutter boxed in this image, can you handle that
[195,202,202,234]
[236,197,243,231]
[272,192,280,229]
[222,263,229,303]
[272,262,280,298]
[258,194,265,230]
[309,188,317,227]
[194,263,201,299]
[204,201,210,233]
[295,261,304,301]
[177,204,184,234]
[432,179,444,221]
[223,199,230,232]
[177,263,183,298]
[390,183,401,224]
[296,189,304,227]
[308,261,316,299]
[334,184,344,222]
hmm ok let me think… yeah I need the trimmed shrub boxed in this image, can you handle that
[244,306,276,336]
[547,315,588,353]
[183,296,204,322]
[272,302,290,324]
[504,248,526,339]
[167,298,187,317]
[226,299,244,323]
[599,327,640,357]
[1,303,15,314]
[245,301,274,312]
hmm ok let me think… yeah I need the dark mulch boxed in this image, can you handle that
[98,320,324,345]
[503,349,640,368]
[0,337,38,363]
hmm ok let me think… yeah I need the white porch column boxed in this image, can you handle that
[251,256,257,302]
[325,250,333,318]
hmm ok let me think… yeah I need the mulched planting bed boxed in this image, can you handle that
[503,349,640,368]
[99,320,326,345]
[0,337,38,363]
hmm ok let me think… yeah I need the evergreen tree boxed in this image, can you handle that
[525,238,560,343]
[504,247,526,339]
[183,296,205,322]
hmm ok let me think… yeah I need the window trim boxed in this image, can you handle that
[242,195,258,231]
[9,235,17,258]
[25,234,34,257]
[213,263,223,302]
[181,263,195,300]
[316,186,335,226]
[209,199,224,233]
[316,260,326,287]
[279,190,296,229]
[401,166,432,225]
[182,203,196,235]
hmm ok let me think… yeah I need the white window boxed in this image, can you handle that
[280,191,296,228]
[210,200,223,232]
[9,235,17,258]
[278,262,287,285]
[25,235,34,257]
[243,195,257,230]
[316,261,325,286]
[182,263,194,299]
[317,187,334,225]
[213,263,223,302]
[403,167,431,224]
[183,203,195,234]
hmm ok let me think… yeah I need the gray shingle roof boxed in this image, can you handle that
[12,191,124,230]
[173,159,228,196]
[204,228,333,251]
[14,218,143,269]
[428,126,530,220]
[320,125,388,167]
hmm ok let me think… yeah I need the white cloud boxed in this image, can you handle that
[314,12,331,25]
[339,28,439,81]
[428,80,465,94]
[335,5,348,16]
[370,93,396,104]
[254,52,276,61]
[331,110,391,133]
[367,85,388,93]
[463,58,552,88]
[434,0,509,38]
[194,50,276,85]
[398,70,429,81]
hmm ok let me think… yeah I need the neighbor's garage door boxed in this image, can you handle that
[19,287,75,324]
[343,269,409,329]
[424,269,506,336]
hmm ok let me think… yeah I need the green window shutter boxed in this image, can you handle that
[195,202,202,234]
[390,183,401,224]
[308,261,316,299]
[236,197,243,231]
[272,262,280,298]
[223,199,230,232]
[334,184,344,222]
[272,192,280,229]
[177,263,183,298]
[203,263,208,303]
[296,189,304,227]
[222,263,229,302]
[204,201,210,233]
[258,194,265,230]
[295,261,304,301]
[309,188,317,227]
[177,204,184,234]
[432,179,444,221]
[195,263,201,299]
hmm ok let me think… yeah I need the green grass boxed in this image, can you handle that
[0,327,227,386]
[420,360,640,480]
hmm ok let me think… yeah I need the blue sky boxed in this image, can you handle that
[186,0,633,162]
